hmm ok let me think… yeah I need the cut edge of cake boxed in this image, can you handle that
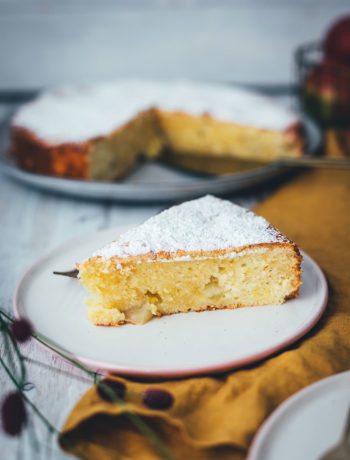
[10,109,304,181]
[10,81,304,181]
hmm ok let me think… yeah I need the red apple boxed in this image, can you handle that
[303,58,350,126]
[323,16,350,64]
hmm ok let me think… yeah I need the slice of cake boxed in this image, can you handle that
[10,80,304,181]
[77,195,302,326]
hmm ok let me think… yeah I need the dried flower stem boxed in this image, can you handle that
[22,356,95,384]
[23,357,141,398]
[8,330,26,386]
[0,310,178,460]
[32,334,178,460]
[0,316,17,376]
[1,315,90,459]
[0,354,57,434]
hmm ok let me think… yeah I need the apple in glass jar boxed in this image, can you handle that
[324,16,350,65]
[302,16,350,128]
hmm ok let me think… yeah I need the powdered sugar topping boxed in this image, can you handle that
[93,195,287,260]
[13,80,299,144]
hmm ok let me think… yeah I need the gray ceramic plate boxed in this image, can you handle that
[0,100,320,203]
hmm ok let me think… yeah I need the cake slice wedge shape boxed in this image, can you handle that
[77,195,302,326]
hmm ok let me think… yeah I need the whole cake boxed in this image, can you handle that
[78,195,302,326]
[11,80,304,180]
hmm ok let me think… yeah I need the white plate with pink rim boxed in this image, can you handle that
[14,225,328,378]
[248,370,350,460]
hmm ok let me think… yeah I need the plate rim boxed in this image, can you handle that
[13,226,328,378]
[247,370,350,460]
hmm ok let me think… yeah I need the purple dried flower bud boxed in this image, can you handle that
[97,378,126,402]
[1,392,26,436]
[142,388,174,410]
[10,319,33,343]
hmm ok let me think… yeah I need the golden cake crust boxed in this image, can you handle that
[10,126,91,179]
[78,240,301,268]
[10,96,304,180]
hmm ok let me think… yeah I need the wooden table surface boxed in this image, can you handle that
[0,96,291,459]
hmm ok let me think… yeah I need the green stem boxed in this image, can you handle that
[0,316,18,379]
[0,354,57,434]
[8,332,26,387]
[33,335,178,460]
[0,310,178,460]
[23,356,95,384]
[0,310,14,322]
[33,334,96,377]
[95,380,178,460]
[23,357,141,397]
[1,353,88,460]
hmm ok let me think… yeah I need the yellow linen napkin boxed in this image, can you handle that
[60,168,350,460]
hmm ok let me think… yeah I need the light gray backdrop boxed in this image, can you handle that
[0,0,349,89]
